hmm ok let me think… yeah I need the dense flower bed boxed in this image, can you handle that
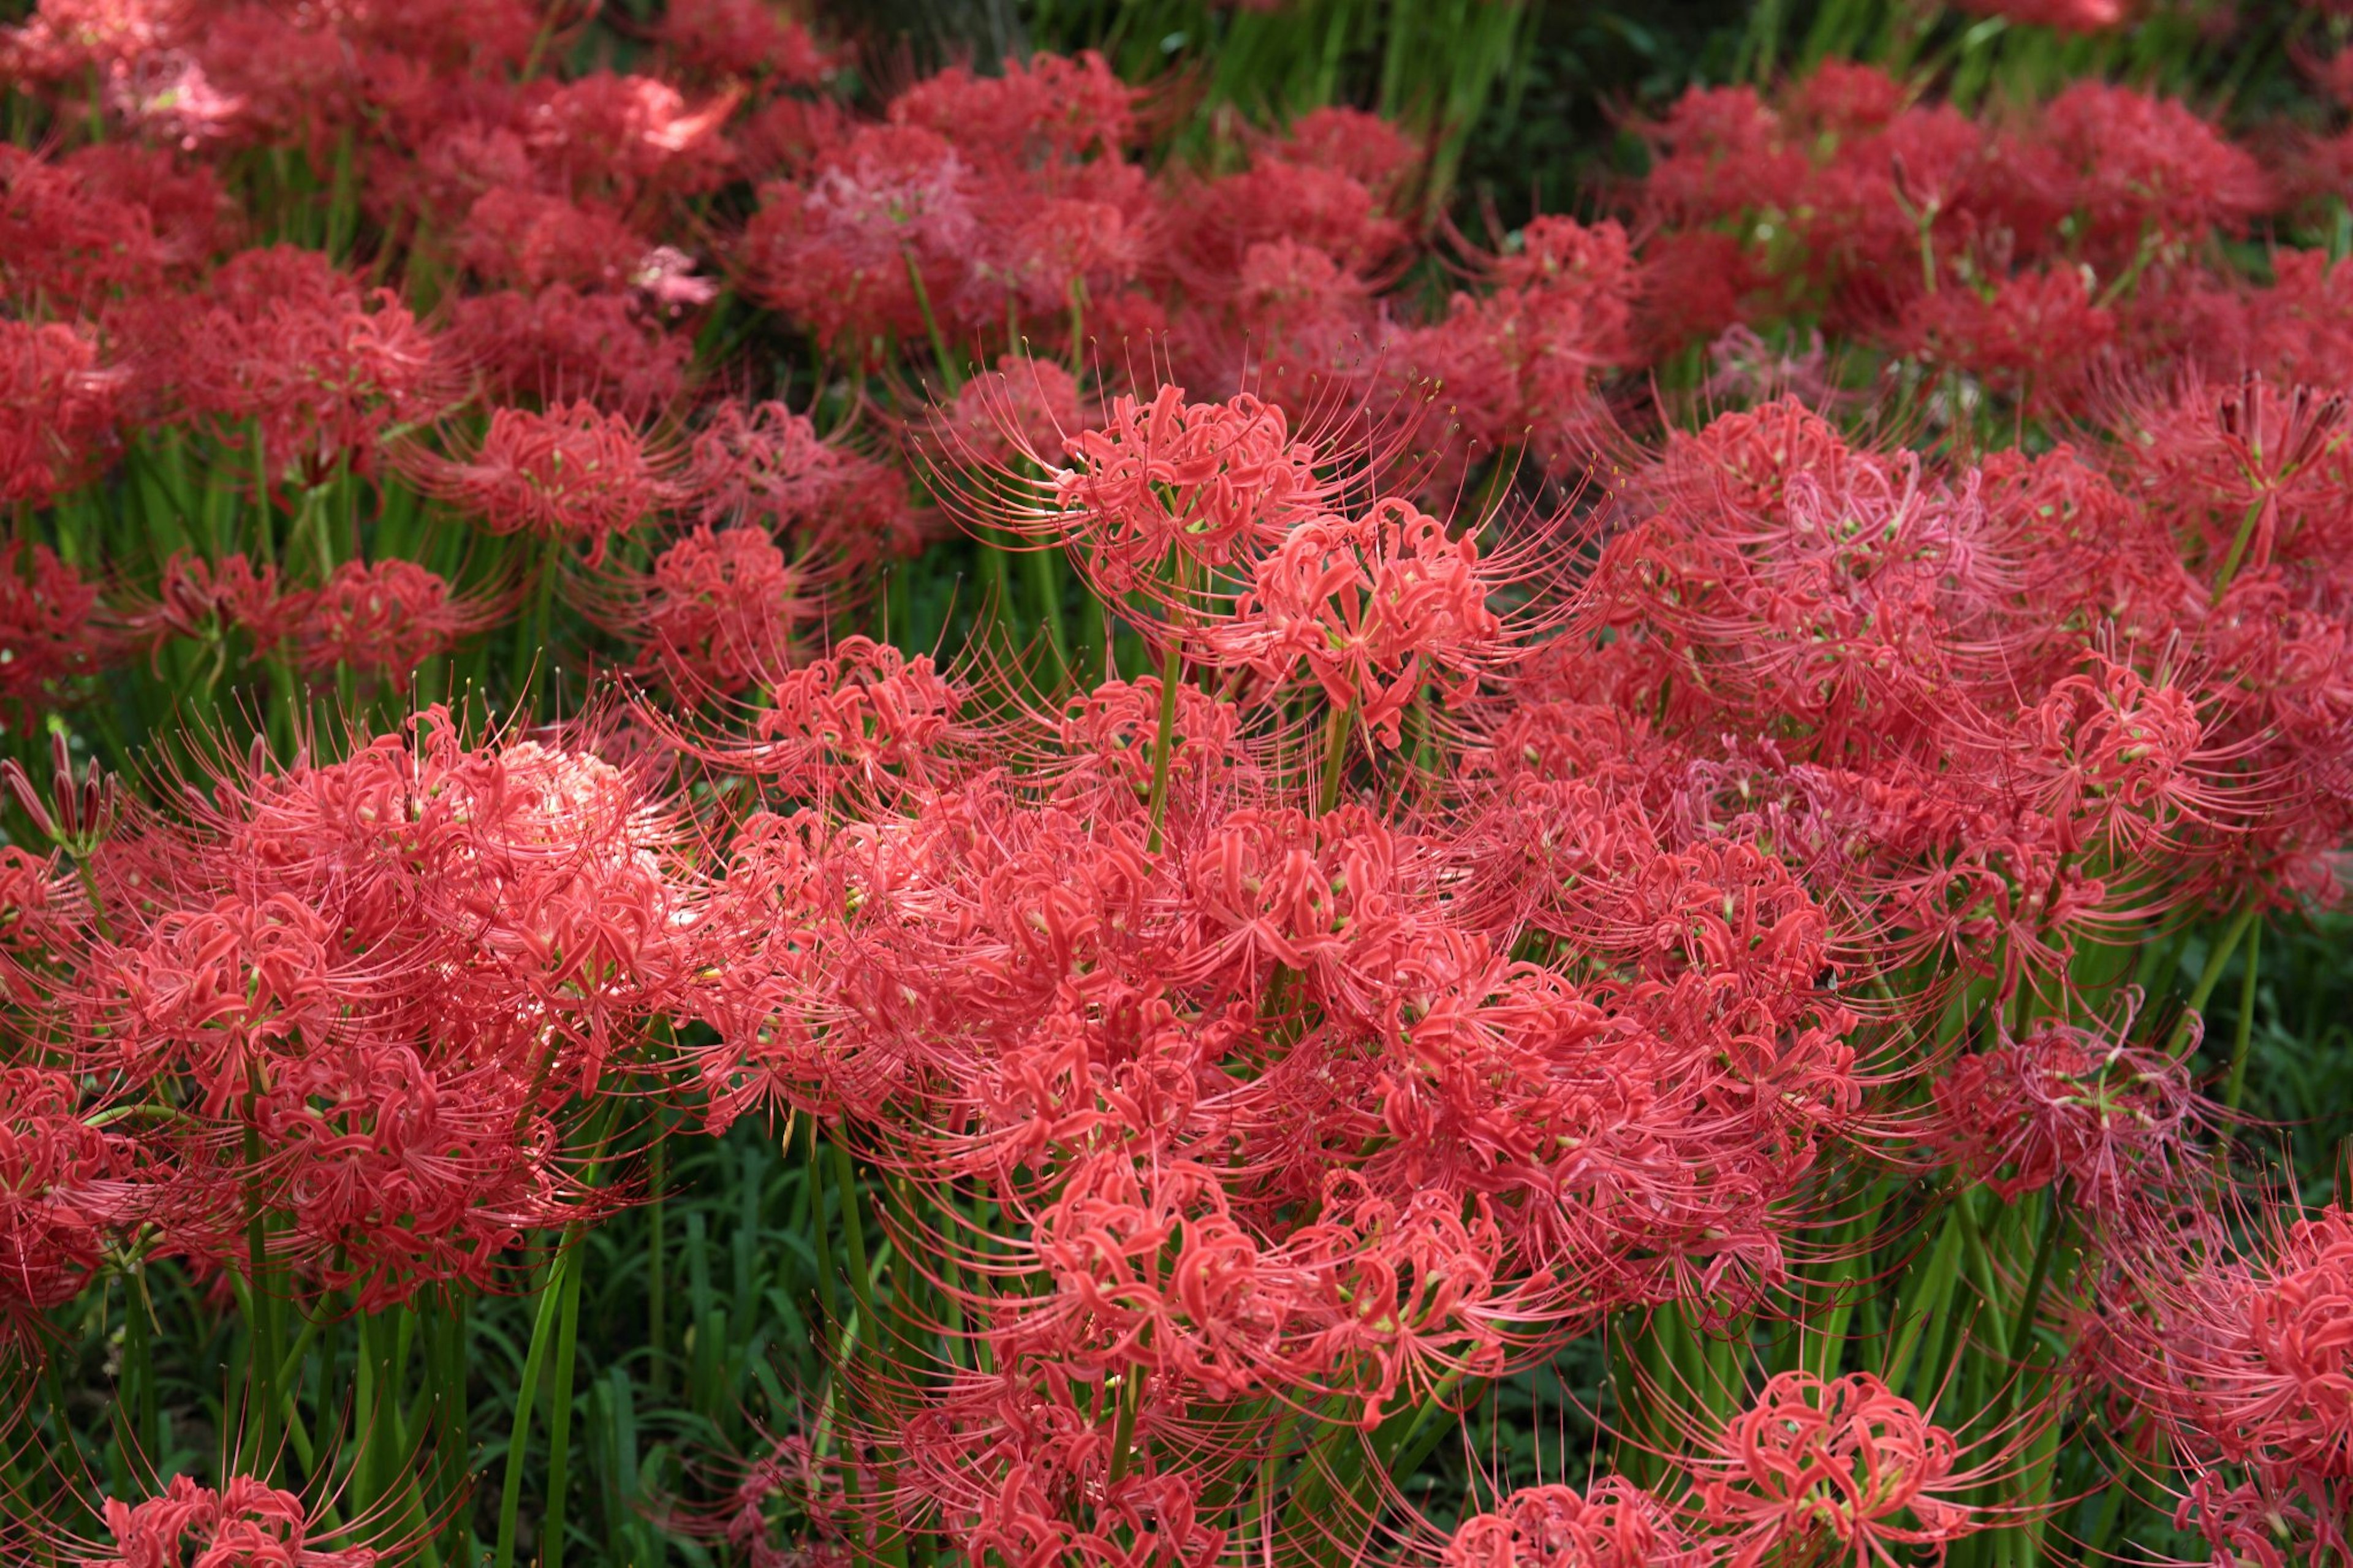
[3,1,2352,1565]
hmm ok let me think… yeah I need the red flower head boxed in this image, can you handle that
[133,550,289,651]
[629,525,818,697]
[664,0,830,86]
[1278,106,1424,205]
[74,708,699,1301]
[0,1066,126,1327]
[1397,214,1635,472]
[688,400,919,566]
[522,70,740,207]
[456,187,650,292]
[1044,385,1336,593]
[80,1472,377,1568]
[1443,1479,1699,1568]
[446,284,694,419]
[413,401,675,565]
[740,123,976,355]
[1218,498,1510,746]
[159,244,443,483]
[0,542,110,730]
[934,355,1083,471]
[890,51,1139,172]
[1638,85,1806,226]
[1,0,184,82]
[2033,83,2270,263]
[2105,1204,2353,1523]
[2240,1209,2353,1481]
[1,319,124,506]
[1691,1372,1989,1567]
[0,145,169,316]
[1930,1013,2202,1214]
[1893,265,2115,407]
[289,558,501,688]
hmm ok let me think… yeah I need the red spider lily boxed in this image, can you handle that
[0,145,174,316]
[455,187,650,292]
[1685,1371,2009,1567]
[1213,497,1510,744]
[1927,1012,2204,1216]
[1635,86,1808,230]
[740,123,978,356]
[2172,1468,2349,1568]
[1393,216,1637,477]
[0,1066,131,1330]
[447,284,694,419]
[932,355,1083,471]
[1892,265,2115,404]
[520,70,740,209]
[2245,1213,2353,1480]
[56,143,235,271]
[1,319,124,506]
[889,51,1138,172]
[619,525,825,698]
[1159,234,1378,421]
[971,384,1346,600]
[688,399,841,528]
[2112,1205,2353,1487]
[662,0,830,88]
[67,1472,382,1568]
[6,23,2353,1568]
[686,399,920,567]
[661,614,1877,1568]
[408,401,676,565]
[0,844,94,971]
[2116,373,2352,598]
[1,0,187,83]
[990,195,1140,325]
[59,708,701,1302]
[146,244,444,485]
[2032,83,2271,265]
[287,558,505,689]
[1173,150,1409,288]
[0,542,113,732]
[127,551,290,652]
[1442,1479,1700,1568]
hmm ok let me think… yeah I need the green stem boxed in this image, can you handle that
[126,1262,157,1466]
[2210,494,2268,605]
[240,1113,279,1481]
[825,1138,906,1567]
[2222,919,2262,1115]
[542,1235,588,1568]
[513,535,564,705]
[2009,1192,2061,1360]
[904,248,961,392]
[1026,546,1072,687]
[806,1116,841,1329]
[1317,702,1352,815]
[494,1112,614,1568]
[2167,906,2257,1058]
[432,1298,473,1566]
[1105,1365,1142,1486]
[829,1140,880,1343]
[70,853,113,942]
[1143,637,1183,855]
[647,1137,667,1401]
[493,1251,569,1568]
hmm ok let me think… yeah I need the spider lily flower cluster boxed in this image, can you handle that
[1,2,2352,1566]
